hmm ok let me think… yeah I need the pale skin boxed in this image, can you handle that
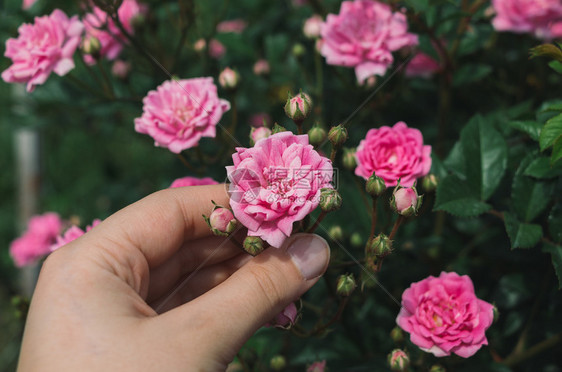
[18,184,330,371]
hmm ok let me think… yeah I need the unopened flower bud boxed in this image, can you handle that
[388,349,409,372]
[367,233,392,258]
[253,59,270,76]
[270,355,287,371]
[319,188,342,212]
[205,207,237,236]
[303,15,323,39]
[272,122,288,134]
[350,232,363,247]
[243,236,265,256]
[336,274,356,296]
[266,302,298,329]
[391,186,423,217]
[421,174,438,192]
[219,67,240,89]
[390,326,405,343]
[342,147,357,170]
[366,174,386,197]
[292,43,306,58]
[308,124,327,146]
[193,38,206,52]
[328,225,343,241]
[250,127,272,145]
[429,365,446,372]
[328,124,348,148]
[284,92,312,122]
[81,36,101,57]
[112,60,131,79]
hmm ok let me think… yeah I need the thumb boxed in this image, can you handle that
[164,233,330,362]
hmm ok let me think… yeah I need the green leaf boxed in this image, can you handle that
[452,64,492,86]
[540,113,562,151]
[549,204,562,243]
[504,212,543,249]
[443,141,466,177]
[542,242,562,289]
[552,137,562,166]
[549,60,562,74]
[523,156,562,179]
[434,174,491,217]
[460,114,508,200]
[512,159,554,222]
[508,120,542,141]
[540,102,562,113]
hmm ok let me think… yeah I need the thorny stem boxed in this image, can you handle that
[369,197,378,238]
[389,216,404,240]
[329,147,338,163]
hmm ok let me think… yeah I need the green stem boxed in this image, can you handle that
[503,332,562,368]
[370,197,378,238]
[97,63,115,99]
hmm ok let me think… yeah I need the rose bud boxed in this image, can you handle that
[328,124,348,148]
[193,38,206,52]
[112,60,131,79]
[308,124,327,146]
[319,188,342,212]
[390,326,405,343]
[303,14,323,39]
[367,233,392,258]
[269,355,287,371]
[365,174,386,197]
[81,36,101,57]
[387,349,409,372]
[292,43,306,58]
[336,274,356,296]
[271,122,288,134]
[266,302,298,329]
[219,67,240,89]
[243,236,265,256]
[205,207,237,236]
[391,186,423,217]
[284,91,312,122]
[253,59,270,76]
[250,127,272,145]
[421,174,438,192]
[307,361,326,372]
[350,232,363,247]
[429,365,446,372]
[328,225,343,241]
[342,147,357,170]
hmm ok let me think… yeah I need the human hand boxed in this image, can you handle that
[18,185,330,371]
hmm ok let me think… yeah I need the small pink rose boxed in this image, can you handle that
[392,187,421,216]
[250,127,272,144]
[209,208,237,234]
[10,212,62,267]
[253,59,270,76]
[303,15,323,39]
[218,67,240,89]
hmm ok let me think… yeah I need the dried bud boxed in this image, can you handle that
[388,349,409,372]
[250,127,272,145]
[319,188,342,212]
[243,236,265,256]
[328,225,344,241]
[390,326,405,343]
[219,67,240,89]
[266,302,298,329]
[421,174,438,193]
[350,232,363,247]
[269,355,287,371]
[308,124,327,146]
[303,15,323,39]
[336,274,356,296]
[204,207,237,236]
[271,122,288,134]
[367,233,392,258]
[391,186,423,217]
[328,124,348,148]
[429,365,446,372]
[342,147,357,170]
[284,92,312,122]
[81,36,101,57]
[366,174,386,197]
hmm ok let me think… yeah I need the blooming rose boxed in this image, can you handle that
[320,0,418,84]
[355,122,431,187]
[10,212,63,267]
[227,132,333,248]
[82,0,147,64]
[169,176,219,188]
[405,52,440,78]
[135,77,230,153]
[2,9,84,92]
[491,0,562,40]
[51,219,102,251]
[396,272,494,358]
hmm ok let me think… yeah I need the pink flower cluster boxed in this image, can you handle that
[355,122,431,187]
[51,219,102,251]
[405,52,440,78]
[2,9,84,92]
[10,213,62,267]
[492,0,562,40]
[134,77,230,153]
[227,132,333,248]
[396,272,494,358]
[82,0,147,64]
[320,0,418,84]
[169,176,219,188]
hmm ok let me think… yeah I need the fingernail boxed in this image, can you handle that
[286,234,330,280]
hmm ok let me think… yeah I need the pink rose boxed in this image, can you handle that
[1,9,84,92]
[249,112,271,128]
[307,361,327,372]
[111,60,131,79]
[22,0,36,10]
[209,207,237,234]
[216,19,247,34]
[50,219,101,252]
[405,52,440,78]
[209,39,226,59]
[134,77,231,153]
[266,302,298,328]
[250,127,272,144]
[227,132,333,248]
[10,212,63,267]
[320,0,418,84]
[392,186,421,216]
[169,176,219,188]
[355,122,431,187]
[492,0,562,40]
[396,272,494,358]
[82,0,147,64]
[218,67,240,89]
[303,15,324,39]
[253,59,270,76]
